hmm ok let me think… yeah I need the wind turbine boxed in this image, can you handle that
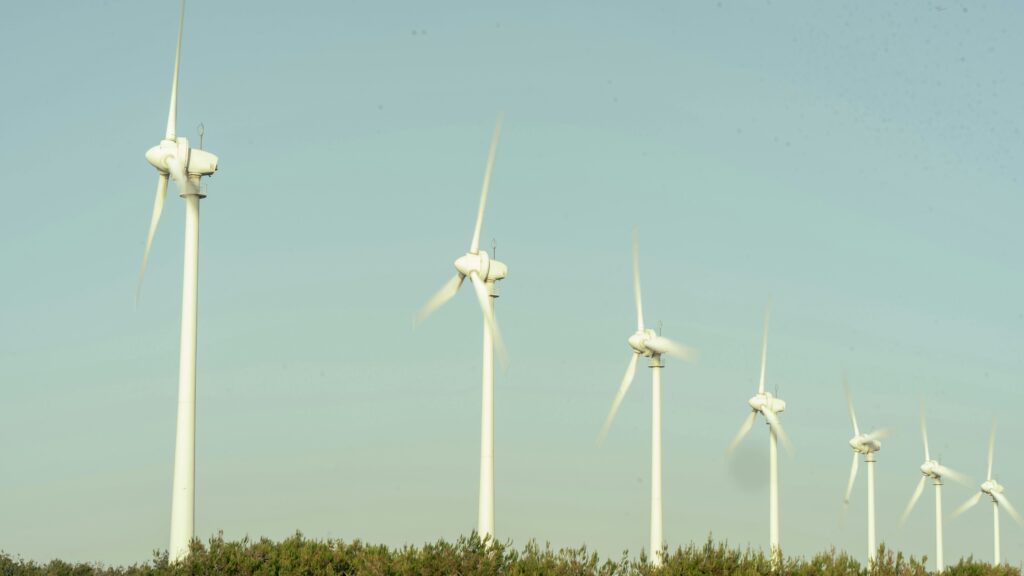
[415,115,507,542]
[952,421,1024,565]
[726,305,793,565]
[136,0,218,562]
[842,381,891,565]
[598,230,697,567]
[898,407,970,573]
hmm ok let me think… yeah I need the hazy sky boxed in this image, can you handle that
[1,0,1022,567]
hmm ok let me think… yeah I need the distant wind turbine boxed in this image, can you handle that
[416,115,507,542]
[898,406,970,573]
[842,380,891,565]
[136,0,219,562]
[952,421,1024,565]
[726,304,792,566]
[598,230,697,567]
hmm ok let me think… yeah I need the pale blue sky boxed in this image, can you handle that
[1,0,1022,566]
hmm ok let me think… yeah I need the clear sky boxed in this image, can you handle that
[1,0,1022,567]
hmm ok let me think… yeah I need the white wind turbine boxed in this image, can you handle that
[598,231,697,567]
[135,0,219,562]
[952,421,1024,565]
[842,381,891,565]
[415,115,507,542]
[898,407,970,573]
[726,305,793,565]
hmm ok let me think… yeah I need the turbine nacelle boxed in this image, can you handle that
[748,392,786,415]
[627,328,658,357]
[920,460,939,478]
[850,435,881,454]
[188,148,218,176]
[145,137,219,179]
[981,479,1003,496]
[454,251,507,284]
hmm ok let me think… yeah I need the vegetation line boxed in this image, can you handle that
[1,533,1020,576]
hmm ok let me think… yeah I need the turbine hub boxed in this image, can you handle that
[849,435,880,454]
[920,461,938,477]
[454,251,507,283]
[981,480,1002,495]
[145,138,187,174]
[144,137,219,178]
[748,394,766,412]
[748,391,785,415]
[627,328,657,357]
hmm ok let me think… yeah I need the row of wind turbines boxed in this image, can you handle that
[838,385,1022,571]
[135,1,1020,568]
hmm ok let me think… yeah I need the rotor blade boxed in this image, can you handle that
[844,452,860,504]
[987,421,996,481]
[646,336,698,363]
[758,304,770,394]
[598,352,640,444]
[726,411,757,454]
[900,476,928,525]
[865,428,893,443]
[631,228,644,332]
[993,493,1024,526]
[415,274,464,325]
[844,377,859,437]
[952,492,983,518]
[764,409,794,454]
[469,114,503,255]
[136,174,169,305]
[468,271,507,366]
[165,155,197,197]
[920,406,930,462]
[934,464,972,487]
[166,0,185,140]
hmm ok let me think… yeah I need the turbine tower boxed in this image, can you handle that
[598,230,697,567]
[726,305,793,566]
[136,0,219,562]
[416,115,507,542]
[842,381,891,565]
[952,421,1024,565]
[898,407,970,573]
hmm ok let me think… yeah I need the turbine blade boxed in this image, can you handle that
[900,476,928,525]
[934,464,972,487]
[165,155,197,197]
[136,174,169,304]
[166,0,185,140]
[987,421,996,481]
[415,274,464,325]
[921,406,930,462]
[758,304,770,394]
[645,336,698,363]
[468,271,507,366]
[469,114,503,255]
[993,493,1024,526]
[726,411,757,454]
[631,228,644,332]
[952,492,983,518]
[844,452,859,504]
[598,352,640,444]
[844,377,860,437]
[865,428,893,443]
[764,409,794,454]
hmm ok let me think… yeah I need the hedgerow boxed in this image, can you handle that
[1,533,1018,576]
